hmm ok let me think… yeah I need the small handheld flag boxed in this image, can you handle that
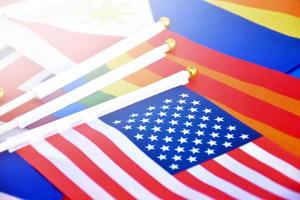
[0,17,170,116]
[0,67,195,153]
[0,39,176,136]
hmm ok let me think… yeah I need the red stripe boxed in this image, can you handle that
[149,30,300,100]
[202,160,283,199]
[47,134,135,200]
[186,74,300,139]
[17,145,91,200]
[175,170,234,200]
[229,148,300,192]
[17,20,121,63]
[74,123,184,200]
[253,137,300,169]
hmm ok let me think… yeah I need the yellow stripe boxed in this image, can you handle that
[106,53,133,69]
[206,0,300,39]
[210,98,300,157]
[101,79,139,97]
[168,54,300,117]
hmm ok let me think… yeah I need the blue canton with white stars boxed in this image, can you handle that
[101,86,261,174]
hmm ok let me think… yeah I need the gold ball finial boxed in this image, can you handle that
[0,88,4,99]
[165,38,176,52]
[159,17,171,28]
[186,66,198,79]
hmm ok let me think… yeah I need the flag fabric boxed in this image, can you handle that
[17,85,300,199]
[150,0,300,74]
[1,0,300,199]
[1,25,300,199]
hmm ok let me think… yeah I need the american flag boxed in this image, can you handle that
[18,86,300,199]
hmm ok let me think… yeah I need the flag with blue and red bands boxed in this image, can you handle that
[102,86,261,174]
[150,0,300,74]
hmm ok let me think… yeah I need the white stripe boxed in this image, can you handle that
[0,51,22,70]
[0,16,75,74]
[61,129,159,200]
[0,192,21,200]
[215,154,300,200]
[188,165,258,200]
[241,142,300,183]
[32,140,113,200]
[18,70,53,91]
[88,120,212,200]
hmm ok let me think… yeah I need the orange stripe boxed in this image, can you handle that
[210,98,300,157]
[222,0,300,18]
[167,54,300,117]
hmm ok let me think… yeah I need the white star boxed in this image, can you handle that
[140,118,150,123]
[225,133,234,139]
[210,132,219,138]
[207,140,217,146]
[172,113,181,118]
[240,134,249,140]
[155,118,164,124]
[124,125,132,130]
[148,134,158,141]
[164,99,173,104]
[215,117,224,123]
[201,115,209,121]
[147,106,156,111]
[130,113,138,118]
[178,137,187,144]
[127,118,135,123]
[191,100,200,105]
[189,107,198,113]
[195,130,205,136]
[166,127,175,134]
[227,125,236,131]
[160,145,170,152]
[193,138,202,145]
[205,148,215,155]
[169,164,179,170]
[163,136,173,143]
[157,154,167,160]
[158,111,167,117]
[134,133,143,140]
[184,121,192,127]
[190,147,200,154]
[169,120,178,126]
[223,141,232,148]
[198,123,207,129]
[151,126,161,132]
[175,106,184,111]
[137,125,146,131]
[175,146,185,153]
[186,114,195,120]
[177,99,186,104]
[212,124,222,130]
[187,156,197,163]
[145,144,155,151]
[144,112,152,117]
[203,108,212,114]
[113,120,121,124]
[180,93,189,98]
[161,105,170,110]
[180,129,190,135]
[172,155,182,161]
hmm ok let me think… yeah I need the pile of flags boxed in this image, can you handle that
[0,0,299,199]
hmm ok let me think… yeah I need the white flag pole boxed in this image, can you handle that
[0,66,198,153]
[0,39,176,135]
[0,17,170,116]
